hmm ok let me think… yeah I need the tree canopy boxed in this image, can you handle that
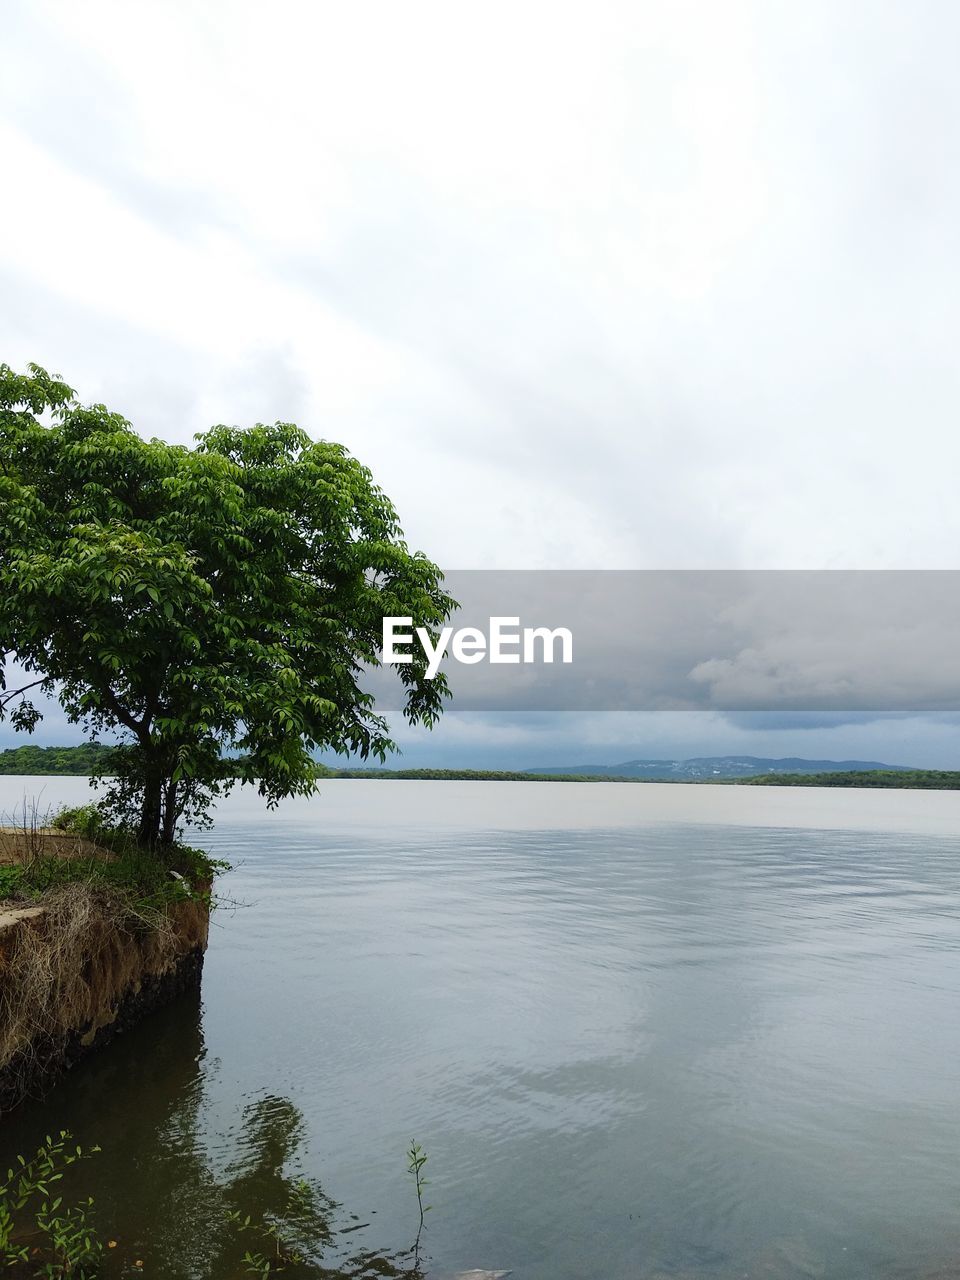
[0,363,455,846]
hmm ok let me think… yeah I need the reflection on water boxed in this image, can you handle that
[0,992,423,1279]
[3,778,960,1280]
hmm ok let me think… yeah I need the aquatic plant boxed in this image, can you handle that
[0,1129,102,1277]
[0,1109,430,1278]
[406,1141,431,1234]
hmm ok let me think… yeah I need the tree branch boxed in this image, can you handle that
[0,678,47,709]
[97,684,150,744]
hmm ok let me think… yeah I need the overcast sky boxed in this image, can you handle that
[4,0,960,766]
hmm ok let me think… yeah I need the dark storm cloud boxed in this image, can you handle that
[369,571,960,716]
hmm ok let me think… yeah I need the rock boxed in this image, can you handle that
[449,1272,511,1280]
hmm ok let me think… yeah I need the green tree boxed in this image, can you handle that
[0,363,454,847]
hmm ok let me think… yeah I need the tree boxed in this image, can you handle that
[0,363,455,847]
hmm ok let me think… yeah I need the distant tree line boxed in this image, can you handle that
[0,748,641,783]
[3,747,958,789]
[745,769,960,789]
[323,767,641,782]
[0,743,119,775]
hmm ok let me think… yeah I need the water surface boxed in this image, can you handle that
[2,778,960,1279]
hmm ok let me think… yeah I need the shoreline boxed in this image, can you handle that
[2,765,960,789]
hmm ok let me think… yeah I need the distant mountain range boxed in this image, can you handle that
[529,756,913,780]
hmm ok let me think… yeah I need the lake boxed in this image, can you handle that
[2,778,960,1279]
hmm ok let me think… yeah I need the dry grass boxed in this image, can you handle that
[0,880,208,1078]
[0,793,113,870]
[0,826,111,865]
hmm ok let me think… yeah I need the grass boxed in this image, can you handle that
[0,801,224,919]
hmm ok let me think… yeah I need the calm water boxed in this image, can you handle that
[3,778,960,1279]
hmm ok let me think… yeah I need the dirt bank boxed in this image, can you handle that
[0,831,210,1114]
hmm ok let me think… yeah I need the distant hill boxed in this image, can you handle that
[529,756,913,780]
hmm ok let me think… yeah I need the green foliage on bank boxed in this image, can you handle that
[0,802,226,914]
[744,769,960,789]
[0,743,118,775]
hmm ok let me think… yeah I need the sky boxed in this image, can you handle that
[3,0,960,767]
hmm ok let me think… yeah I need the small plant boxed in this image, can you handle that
[225,1177,317,1274]
[50,804,109,843]
[406,1142,430,1233]
[241,1250,273,1278]
[35,1196,102,1277]
[0,1130,102,1277]
[0,863,23,898]
[406,1141,431,1272]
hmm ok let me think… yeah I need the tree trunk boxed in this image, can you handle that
[137,768,164,848]
[161,777,179,846]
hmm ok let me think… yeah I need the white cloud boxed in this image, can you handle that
[5,0,960,763]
